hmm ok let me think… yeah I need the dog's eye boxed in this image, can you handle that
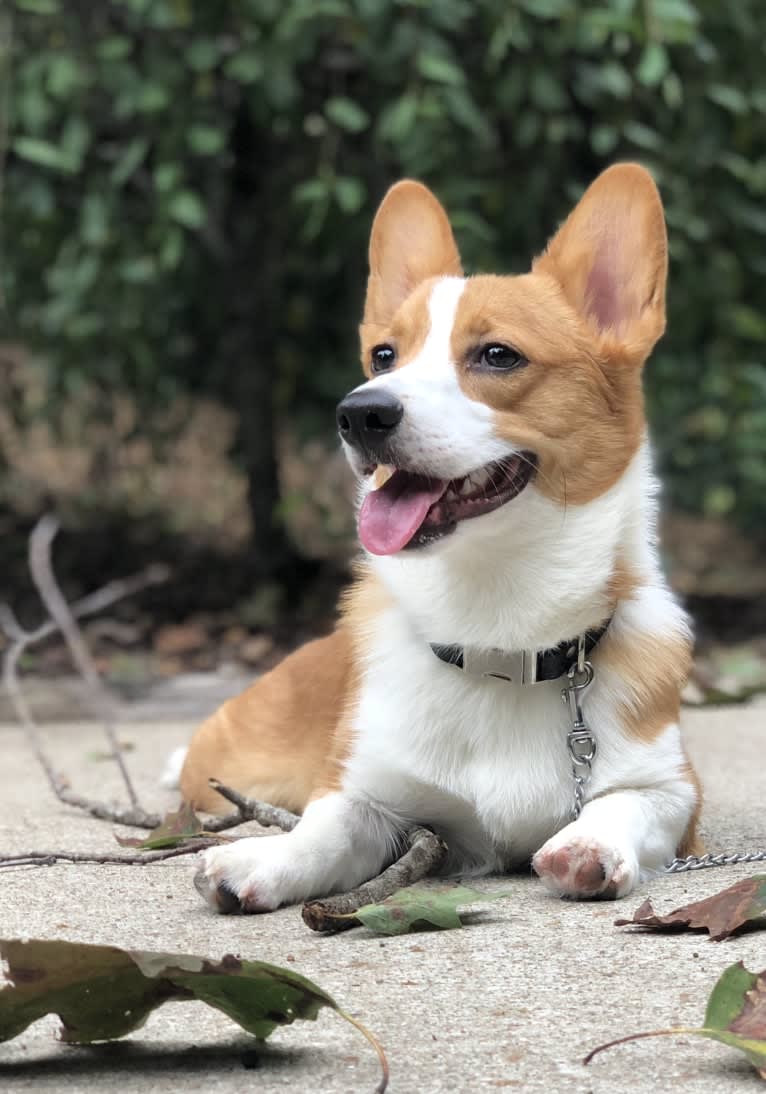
[371,344,396,373]
[478,343,526,371]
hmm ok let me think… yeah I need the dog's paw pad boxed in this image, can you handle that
[532,834,635,900]
[194,837,295,915]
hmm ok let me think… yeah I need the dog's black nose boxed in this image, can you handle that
[336,388,404,455]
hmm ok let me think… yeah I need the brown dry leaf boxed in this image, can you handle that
[153,621,208,656]
[615,875,766,941]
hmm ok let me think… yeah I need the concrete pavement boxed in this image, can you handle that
[0,705,764,1092]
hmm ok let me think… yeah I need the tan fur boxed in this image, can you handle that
[180,630,352,813]
[678,759,705,857]
[606,557,637,603]
[595,629,693,744]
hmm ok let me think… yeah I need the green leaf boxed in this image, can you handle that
[115,803,204,850]
[377,93,418,142]
[168,190,207,229]
[186,38,221,72]
[46,54,81,99]
[530,70,567,111]
[80,192,109,247]
[110,137,149,186]
[137,83,170,113]
[353,884,509,936]
[118,256,157,284]
[14,0,60,12]
[707,84,749,115]
[60,116,90,170]
[590,123,618,155]
[622,121,660,150]
[186,125,226,155]
[0,938,388,1089]
[636,43,668,87]
[598,61,632,99]
[96,36,132,61]
[325,96,369,134]
[293,177,328,205]
[586,962,766,1080]
[335,176,366,214]
[13,137,74,173]
[224,50,264,84]
[154,162,182,193]
[416,52,464,86]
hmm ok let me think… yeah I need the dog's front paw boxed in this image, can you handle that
[532,828,638,900]
[195,836,299,914]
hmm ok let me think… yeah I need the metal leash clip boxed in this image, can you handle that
[561,636,596,820]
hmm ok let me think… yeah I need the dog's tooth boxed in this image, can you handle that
[459,479,473,496]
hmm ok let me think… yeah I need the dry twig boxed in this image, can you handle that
[28,514,140,807]
[0,513,168,827]
[204,777,300,832]
[302,826,448,933]
[0,840,217,870]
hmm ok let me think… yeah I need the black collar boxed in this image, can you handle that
[429,622,610,685]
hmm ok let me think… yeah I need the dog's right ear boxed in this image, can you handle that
[363,180,463,327]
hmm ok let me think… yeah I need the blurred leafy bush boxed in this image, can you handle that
[2,0,765,555]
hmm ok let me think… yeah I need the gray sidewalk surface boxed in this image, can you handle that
[0,705,764,1092]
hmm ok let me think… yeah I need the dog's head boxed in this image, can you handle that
[337,164,667,557]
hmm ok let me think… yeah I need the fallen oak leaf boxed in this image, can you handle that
[0,938,388,1091]
[115,802,204,850]
[615,874,766,941]
[585,961,766,1080]
[350,884,510,936]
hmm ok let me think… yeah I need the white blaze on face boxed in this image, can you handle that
[354,276,512,481]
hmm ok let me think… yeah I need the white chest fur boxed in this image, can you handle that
[344,609,577,870]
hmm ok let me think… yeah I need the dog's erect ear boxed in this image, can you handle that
[363,180,463,326]
[534,163,667,356]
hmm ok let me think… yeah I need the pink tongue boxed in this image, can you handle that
[359,471,448,555]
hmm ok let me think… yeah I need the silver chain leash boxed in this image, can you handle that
[561,636,766,871]
[664,850,766,873]
[561,636,596,821]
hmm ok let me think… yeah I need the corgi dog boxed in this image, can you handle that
[183,163,701,912]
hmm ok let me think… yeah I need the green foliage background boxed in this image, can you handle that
[2,0,766,563]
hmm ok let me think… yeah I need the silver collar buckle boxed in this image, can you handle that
[462,646,538,685]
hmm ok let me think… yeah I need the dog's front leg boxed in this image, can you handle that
[532,781,696,900]
[197,792,397,913]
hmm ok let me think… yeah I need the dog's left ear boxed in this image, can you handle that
[363,180,463,327]
[534,163,667,358]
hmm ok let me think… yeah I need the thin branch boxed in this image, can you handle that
[0,839,218,870]
[28,514,140,808]
[302,826,448,933]
[0,517,168,827]
[204,777,300,832]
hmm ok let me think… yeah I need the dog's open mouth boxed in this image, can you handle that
[358,452,537,556]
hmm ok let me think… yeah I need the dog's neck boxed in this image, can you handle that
[368,440,660,653]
